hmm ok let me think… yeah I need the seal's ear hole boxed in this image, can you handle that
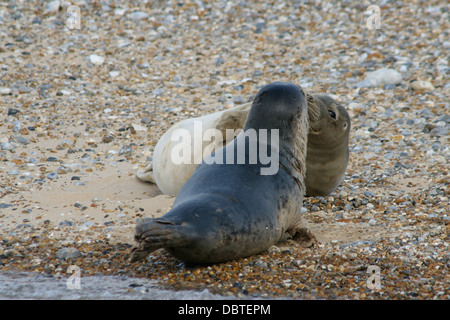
[328,109,337,120]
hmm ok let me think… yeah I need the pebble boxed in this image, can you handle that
[15,136,29,145]
[128,11,149,21]
[0,87,12,95]
[140,117,152,124]
[410,80,435,91]
[8,169,19,176]
[55,248,81,260]
[47,172,58,180]
[1,142,14,151]
[7,108,19,116]
[429,126,448,137]
[131,123,147,132]
[102,136,113,143]
[89,54,105,65]
[109,71,120,78]
[119,146,133,156]
[356,68,402,88]
[59,220,74,227]
[45,1,60,14]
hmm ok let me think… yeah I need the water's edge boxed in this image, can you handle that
[0,271,237,300]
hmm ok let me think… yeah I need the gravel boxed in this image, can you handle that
[0,0,448,300]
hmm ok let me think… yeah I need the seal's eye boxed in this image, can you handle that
[328,110,336,120]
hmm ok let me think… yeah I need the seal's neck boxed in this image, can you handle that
[279,110,309,192]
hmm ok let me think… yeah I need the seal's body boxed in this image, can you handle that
[131,82,310,264]
[137,94,350,197]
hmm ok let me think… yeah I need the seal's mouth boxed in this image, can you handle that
[309,128,321,135]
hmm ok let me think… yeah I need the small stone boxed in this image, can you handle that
[137,62,150,69]
[410,80,435,91]
[364,191,374,198]
[15,136,29,145]
[255,259,269,269]
[128,11,149,20]
[55,248,81,260]
[119,146,133,156]
[1,142,14,151]
[102,136,114,143]
[89,54,105,65]
[233,96,245,104]
[71,176,81,181]
[59,89,71,95]
[47,172,58,180]
[215,57,225,66]
[429,126,448,137]
[7,108,19,116]
[344,203,353,211]
[12,121,21,132]
[45,1,60,14]
[140,117,152,124]
[131,123,147,132]
[114,8,127,16]
[57,166,72,174]
[91,197,102,203]
[0,87,12,95]
[59,220,74,227]
[109,71,120,78]
[356,68,402,88]
[74,202,87,210]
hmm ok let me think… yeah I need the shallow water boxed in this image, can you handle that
[0,271,235,300]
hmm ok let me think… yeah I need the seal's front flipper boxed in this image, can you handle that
[290,227,317,248]
[130,218,188,262]
[136,163,155,183]
[285,220,318,248]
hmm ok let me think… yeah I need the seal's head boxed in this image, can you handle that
[305,94,351,196]
[244,81,309,187]
[307,94,350,145]
[244,81,308,151]
[245,82,307,132]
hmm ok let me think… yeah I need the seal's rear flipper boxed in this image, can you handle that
[136,163,155,183]
[130,218,188,262]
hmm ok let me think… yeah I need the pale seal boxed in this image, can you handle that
[137,93,350,197]
[131,82,312,264]
[136,103,250,195]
